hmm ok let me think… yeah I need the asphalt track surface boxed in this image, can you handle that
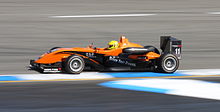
[1,78,220,112]
[1,0,220,112]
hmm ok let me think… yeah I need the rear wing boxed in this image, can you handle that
[160,36,182,59]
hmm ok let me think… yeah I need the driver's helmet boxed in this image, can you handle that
[108,40,119,50]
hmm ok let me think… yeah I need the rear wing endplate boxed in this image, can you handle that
[160,36,182,59]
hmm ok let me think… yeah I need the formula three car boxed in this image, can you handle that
[29,36,182,74]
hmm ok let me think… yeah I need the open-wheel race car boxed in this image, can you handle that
[29,36,182,74]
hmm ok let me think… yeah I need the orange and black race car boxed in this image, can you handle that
[29,36,182,74]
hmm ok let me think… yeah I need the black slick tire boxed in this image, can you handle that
[157,54,179,73]
[65,55,85,74]
[49,47,61,52]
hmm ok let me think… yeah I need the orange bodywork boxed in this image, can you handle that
[128,52,160,61]
[35,36,160,64]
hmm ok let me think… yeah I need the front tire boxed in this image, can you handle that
[65,55,85,74]
[157,54,179,73]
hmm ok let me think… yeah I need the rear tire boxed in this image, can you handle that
[65,55,85,74]
[157,54,179,73]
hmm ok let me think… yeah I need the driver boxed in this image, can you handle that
[107,40,119,50]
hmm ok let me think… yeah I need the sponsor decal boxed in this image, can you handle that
[109,56,136,67]
[43,68,61,73]
[86,53,96,58]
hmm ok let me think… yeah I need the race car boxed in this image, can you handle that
[29,36,182,74]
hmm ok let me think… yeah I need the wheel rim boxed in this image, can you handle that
[163,57,177,71]
[69,58,83,72]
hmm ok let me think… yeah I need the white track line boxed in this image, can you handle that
[107,79,220,100]
[178,69,220,75]
[1,73,113,81]
[208,12,220,14]
[50,14,157,18]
